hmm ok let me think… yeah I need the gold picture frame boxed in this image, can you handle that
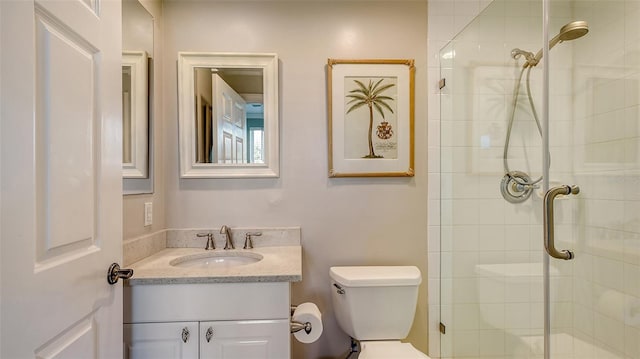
[327,59,415,177]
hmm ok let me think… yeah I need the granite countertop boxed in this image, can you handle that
[126,246,302,285]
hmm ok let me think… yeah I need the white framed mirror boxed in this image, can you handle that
[177,52,279,178]
[122,50,148,178]
[122,0,153,194]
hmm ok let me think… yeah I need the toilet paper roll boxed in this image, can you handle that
[292,302,323,343]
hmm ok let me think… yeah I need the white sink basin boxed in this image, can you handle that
[170,251,263,269]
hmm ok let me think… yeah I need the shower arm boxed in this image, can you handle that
[526,34,564,67]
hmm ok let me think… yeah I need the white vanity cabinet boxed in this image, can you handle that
[199,320,289,358]
[124,282,291,359]
[124,322,199,359]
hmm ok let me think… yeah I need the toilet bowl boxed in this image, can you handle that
[330,266,431,359]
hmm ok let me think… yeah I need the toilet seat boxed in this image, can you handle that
[358,341,430,359]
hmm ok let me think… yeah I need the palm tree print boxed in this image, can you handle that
[346,78,396,158]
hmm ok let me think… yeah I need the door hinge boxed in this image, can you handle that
[439,78,446,90]
[439,322,446,334]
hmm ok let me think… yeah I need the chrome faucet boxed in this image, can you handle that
[244,232,262,249]
[196,233,215,250]
[220,225,234,249]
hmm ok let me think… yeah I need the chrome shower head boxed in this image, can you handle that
[526,20,589,67]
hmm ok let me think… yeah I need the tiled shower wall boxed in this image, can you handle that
[428,0,640,358]
[427,1,490,356]
[566,1,640,357]
[436,1,577,356]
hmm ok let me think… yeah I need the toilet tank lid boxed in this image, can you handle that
[330,266,422,287]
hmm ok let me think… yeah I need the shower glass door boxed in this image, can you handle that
[547,0,640,358]
[440,1,548,357]
[439,0,640,358]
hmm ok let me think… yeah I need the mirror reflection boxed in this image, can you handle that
[193,67,264,164]
[122,0,153,191]
[122,67,133,163]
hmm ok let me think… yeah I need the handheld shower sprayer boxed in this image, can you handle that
[523,20,589,67]
[501,21,589,203]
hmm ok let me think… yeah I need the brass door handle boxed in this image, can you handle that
[543,185,579,260]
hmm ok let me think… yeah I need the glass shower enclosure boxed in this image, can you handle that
[439,0,640,358]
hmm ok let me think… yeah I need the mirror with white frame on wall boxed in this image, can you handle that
[178,53,279,178]
[122,0,153,194]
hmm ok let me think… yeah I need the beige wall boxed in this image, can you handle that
[123,0,166,240]
[162,1,429,358]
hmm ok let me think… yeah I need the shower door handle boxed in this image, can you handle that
[543,185,579,260]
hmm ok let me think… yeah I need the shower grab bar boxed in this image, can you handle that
[543,185,579,260]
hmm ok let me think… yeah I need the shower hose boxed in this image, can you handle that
[501,60,550,203]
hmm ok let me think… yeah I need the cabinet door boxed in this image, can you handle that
[200,319,290,359]
[124,322,199,359]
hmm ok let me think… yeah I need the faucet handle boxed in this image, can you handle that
[244,232,262,249]
[196,233,215,250]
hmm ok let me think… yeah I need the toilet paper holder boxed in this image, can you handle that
[290,305,312,334]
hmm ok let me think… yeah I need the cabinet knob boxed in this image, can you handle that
[182,327,190,343]
[205,326,214,342]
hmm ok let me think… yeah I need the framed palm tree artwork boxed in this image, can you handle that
[327,59,415,177]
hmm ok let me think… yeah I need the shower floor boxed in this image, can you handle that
[519,333,623,359]
[443,332,623,359]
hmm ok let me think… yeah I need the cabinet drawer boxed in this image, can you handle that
[124,282,290,323]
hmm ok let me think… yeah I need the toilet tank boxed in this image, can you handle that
[330,266,421,341]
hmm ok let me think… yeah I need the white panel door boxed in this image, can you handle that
[200,320,290,359]
[124,323,199,359]
[213,74,246,164]
[0,0,123,357]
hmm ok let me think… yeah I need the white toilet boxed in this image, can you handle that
[330,266,430,359]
